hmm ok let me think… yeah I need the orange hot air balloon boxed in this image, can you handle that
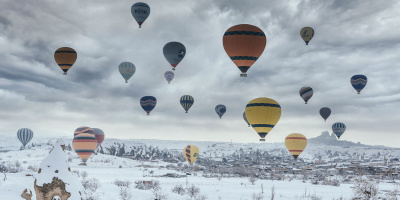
[223,24,266,77]
[54,47,77,75]
[72,133,97,164]
[285,133,307,159]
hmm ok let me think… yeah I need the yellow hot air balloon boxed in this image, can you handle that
[300,27,314,45]
[54,47,77,75]
[285,133,307,159]
[183,145,199,165]
[245,97,281,141]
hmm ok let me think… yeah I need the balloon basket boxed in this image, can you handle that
[63,72,67,75]
[125,80,128,83]
[260,139,265,142]
[79,162,87,166]
[240,74,247,77]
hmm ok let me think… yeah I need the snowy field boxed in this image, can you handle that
[1,144,399,200]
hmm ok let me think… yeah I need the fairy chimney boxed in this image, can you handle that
[34,139,85,200]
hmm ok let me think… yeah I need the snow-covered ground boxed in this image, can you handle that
[1,143,400,200]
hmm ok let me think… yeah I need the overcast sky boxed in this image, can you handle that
[1,0,400,147]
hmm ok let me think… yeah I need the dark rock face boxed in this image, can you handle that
[34,177,71,200]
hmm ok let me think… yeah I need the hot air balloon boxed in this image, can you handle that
[131,2,150,28]
[54,47,77,75]
[351,74,367,94]
[163,42,186,70]
[319,107,331,121]
[92,128,105,148]
[180,95,194,113]
[299,87,313,104]
[72,133,97,164]
[215,104,226,119]
[332,122,346,139]
[223,24,266,77]
[245,97,281,141]
[74,126,95,137]
[164,71,174,84]
[300,27,314,45]
[285,133,307,159]
[140,96,157,115]
[183,145,199,165]
[243,112,250,127]
[17,128,33,149]
[119,62,136,83]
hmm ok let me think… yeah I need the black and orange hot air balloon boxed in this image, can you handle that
[54,47,77,75]
[223,24,266,77]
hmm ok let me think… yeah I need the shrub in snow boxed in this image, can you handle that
[195,194,208,200]
[114,179,132,188]
[152,185,167,200]
[114,179,132,200]
[249,175,258,185]
[172,184,185,195]
[81,178,100,193]
[252,192,264,200]
[135,179,159,190]
[187,184,200,198]
[352,176,379,200]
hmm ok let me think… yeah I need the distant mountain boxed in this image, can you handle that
[308,131,366,147]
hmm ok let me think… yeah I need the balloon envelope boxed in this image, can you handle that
[164,71,174,84]
[72,133,97,163]
[332,122,346,139]
[74,126,95,137]
[17,128,33,148]
[300,27,314,45]
[351,74,367,94]
[54,47,77,75]
[163,42,186,70]
[140,96,157,115]
[243,112,250,127]
[119,62,136,83]
[92,128,105,147]
[245,97,281,141]
[299,87,313,104]
[180,95,194,113]
[285,133,307,159]
[131,2,150,28]
[319,107,331,121]
[183,145,199,164]
[223,24,266,77]
[215,104,226,119]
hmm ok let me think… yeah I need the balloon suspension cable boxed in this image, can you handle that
[63,72,67,75]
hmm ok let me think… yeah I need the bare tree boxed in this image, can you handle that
[252,192,264,200]
[270,186,275,200]
[187,184,200,198]
[352,176,379,199]
[249,175,258,185]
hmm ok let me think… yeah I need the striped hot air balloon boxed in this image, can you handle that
[92,128,105,148]
[332,122,346,139]
[245,97,281,141]
[180,95,194,113]
[300,27,314,45]
[299,87,313,104]
[54,47,77,75]
[17,128,33,149]
[72,133,97,164]
[215,104,226,119]
[140,96,157,115]
[164,71,174,84]
[285,133,307,159]
[74,126,95,137]
[183,145,199,165]
[351,74,367,94]
[119,62,136,83]
[223,24,267,77]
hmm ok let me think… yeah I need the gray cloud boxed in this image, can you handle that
[1,0,400,147]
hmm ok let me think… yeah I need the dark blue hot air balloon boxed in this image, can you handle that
[332,122,346,139]
[215,104,226,119]
[180,95,194,113]
[351,75,367,94]
[140,96,157,115]
[17,128,33,149]
[319,107,331,122]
